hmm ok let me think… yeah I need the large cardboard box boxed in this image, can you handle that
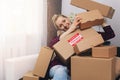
[53,28,104,63]
[92,46,117,58]
[115,57,120,77]
[77,9,104,30]
[23,71,39,80]
[71,0,115,19]
[71,56,116,80]
[33,47,54,78]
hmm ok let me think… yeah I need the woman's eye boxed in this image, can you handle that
[63,20,66,23]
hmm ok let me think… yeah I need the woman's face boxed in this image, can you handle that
[55,16,71,31]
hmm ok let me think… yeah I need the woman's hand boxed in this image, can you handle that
[102,19,109,27]
[72,16,82,27]
[102,22,108,27]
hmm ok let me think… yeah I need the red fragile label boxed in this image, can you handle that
[68,33,83,46]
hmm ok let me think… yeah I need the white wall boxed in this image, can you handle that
[62,0,120,46]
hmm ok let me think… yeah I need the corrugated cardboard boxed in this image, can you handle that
[33,47,54,78]
[77,9,104,30]
[23,71,39,80]
[74,35,104,54]
[71,56,116,80]
[74,29,104,55]
[115,57,120,77]
[71,0,115,19]
[53,28,104,63]
[92,46,117,58]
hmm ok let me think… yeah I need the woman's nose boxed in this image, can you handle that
[64,22,69,27]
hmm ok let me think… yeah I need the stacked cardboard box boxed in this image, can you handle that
[115,57,120,77]
[71,45,117,80]
[22,47,54,80]
[92,46,117,58]
[71,56,116,80]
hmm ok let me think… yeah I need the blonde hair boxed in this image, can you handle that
[52,14,67,30]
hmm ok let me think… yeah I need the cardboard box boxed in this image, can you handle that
[74,34,103,55]
[92,46,117,58]
[23,71,39,80]
[71,0,115,19]
[74,29,104,55]
[53,28,104,63]
[71,56,116,80]
[77,9,104,30]
[33,47,54,78]
[115,57,120,77]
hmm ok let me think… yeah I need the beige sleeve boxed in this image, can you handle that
[57,30,65,36]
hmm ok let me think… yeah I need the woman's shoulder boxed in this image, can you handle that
[49,36,60,49]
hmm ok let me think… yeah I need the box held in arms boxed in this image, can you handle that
[74,28,104,55]
[77,9,104,30]
[53,28,104,63]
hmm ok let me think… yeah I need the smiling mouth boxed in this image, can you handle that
[64,27,69,31]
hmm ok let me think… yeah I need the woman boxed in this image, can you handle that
[49,14,81,80]
[49,14,117,80]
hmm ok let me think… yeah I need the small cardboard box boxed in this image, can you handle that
[71,0,115,19]
[23,71,39,80]
[92,46,117,58]
[77,9,104,30]
[33,47,54,78]
[71,56,116,80]
[53,28,104,63]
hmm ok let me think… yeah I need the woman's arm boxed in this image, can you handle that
[98,22,115,41]
[59,25,77,40]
